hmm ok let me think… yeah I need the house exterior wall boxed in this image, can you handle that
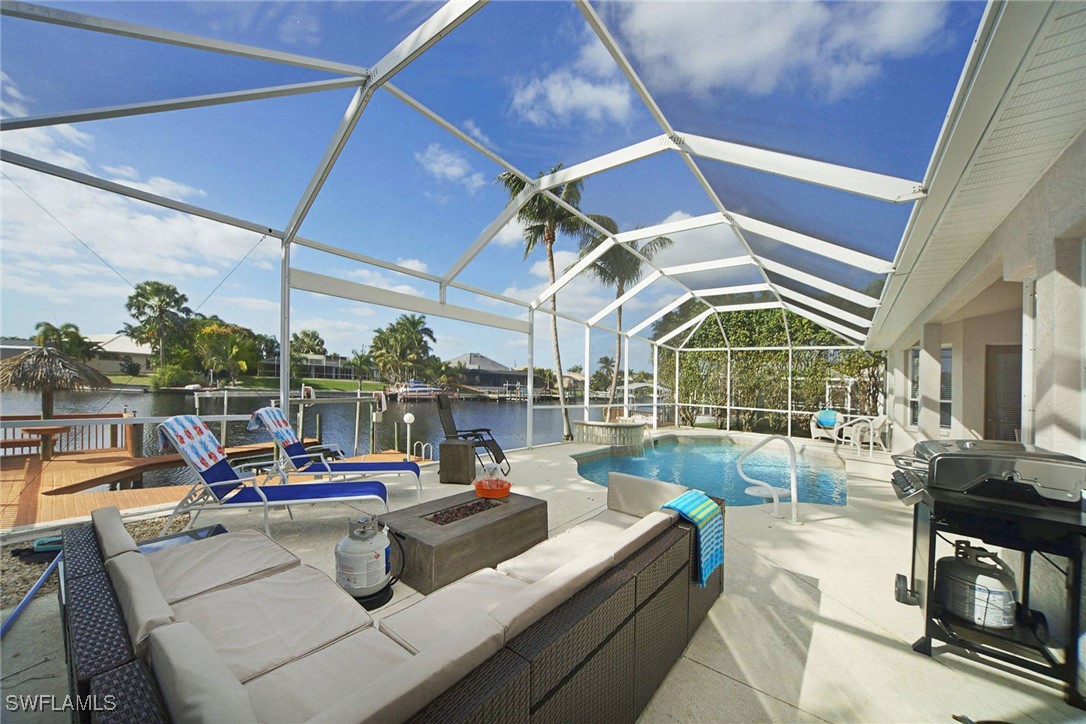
[886,132,1086,458]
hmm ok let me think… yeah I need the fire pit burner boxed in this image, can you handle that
[425,498,501,525]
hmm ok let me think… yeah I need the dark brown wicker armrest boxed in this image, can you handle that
[62,525,106,580]
[65,572,134,686]
[90,660,167,724]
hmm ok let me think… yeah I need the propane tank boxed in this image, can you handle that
[935,540,1017,629]
[335,515,391,599]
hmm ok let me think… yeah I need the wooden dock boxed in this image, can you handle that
[0,441,299,532]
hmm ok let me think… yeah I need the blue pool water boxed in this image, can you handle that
[576,437,847,507]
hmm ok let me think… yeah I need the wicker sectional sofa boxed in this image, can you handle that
[61,474,723,723]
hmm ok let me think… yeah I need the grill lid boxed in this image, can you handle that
[896,440,1086,505]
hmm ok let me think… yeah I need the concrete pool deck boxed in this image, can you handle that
[1,432,1080,722]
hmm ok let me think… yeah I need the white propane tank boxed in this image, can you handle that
[335,515,391,598]
[935,540,1018,629]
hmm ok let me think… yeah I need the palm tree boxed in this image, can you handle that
[195,324,249,385]
[577,223,673,408]
[124,281,192,367]
[348,348,374,384]
[291,329,327,355]
[497,164,608,440]
[34,321,100,362]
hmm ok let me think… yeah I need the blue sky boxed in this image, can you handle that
[0,1,984,373]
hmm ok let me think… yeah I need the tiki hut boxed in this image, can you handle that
[0,347,112,459]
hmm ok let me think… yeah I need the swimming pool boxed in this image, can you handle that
[576,437,847,507]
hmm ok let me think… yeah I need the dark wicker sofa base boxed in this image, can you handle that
[61,510,723,723]
[413,516,724,723]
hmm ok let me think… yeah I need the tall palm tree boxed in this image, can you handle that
[392,314,436,371]
[34,321,100,361]
[291,329,327,355]
[124,281,192,367]
[497,164,608,440]
[348,347,374,384]
[578,224,673,408]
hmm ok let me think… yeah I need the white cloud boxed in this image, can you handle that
[492,218,528,248]
[396,258,429,274]
[510,31,632,127]
[0,76,280,336]
[213,295,278,312]
[414,143,485,194]
[101,164,140,181]
[189,2,322,48]
[344,267,426,297]
[612,2,949,101]
[511,70,632,127]
[461,120,497,150]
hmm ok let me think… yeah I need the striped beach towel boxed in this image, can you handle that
[157,415,225,473]
[662,490,723,587]
[247,406,301,449]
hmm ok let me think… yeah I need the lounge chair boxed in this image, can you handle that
[810,409,844,443]
[247,406,421,498]
[436,392,510,475]
[838,414,891,452]
[157,415,387,536]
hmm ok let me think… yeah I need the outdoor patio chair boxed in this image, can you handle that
[810,409,844,443]
[156,415,387,537]
[247,406,421,498]
[838,414,891,452]
[436,392,510,475]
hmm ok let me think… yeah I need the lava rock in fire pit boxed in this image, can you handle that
[424,498,501,525]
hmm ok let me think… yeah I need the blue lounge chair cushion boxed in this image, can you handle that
[300,460,420,478]
[816,410,838,427]
[226,481,387,505]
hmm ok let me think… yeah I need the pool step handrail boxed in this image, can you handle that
[738,435,800,524]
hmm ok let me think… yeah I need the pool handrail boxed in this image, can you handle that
[737,435,800,524]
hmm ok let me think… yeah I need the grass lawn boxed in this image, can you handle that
[107,373,152,385]
[231,377,385,392]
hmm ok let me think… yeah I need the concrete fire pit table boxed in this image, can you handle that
[381,491,548,595]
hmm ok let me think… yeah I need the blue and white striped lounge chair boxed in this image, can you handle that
[157,415,387,537]
[247,406,421,498]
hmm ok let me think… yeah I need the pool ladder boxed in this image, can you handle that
[737,435,800,525]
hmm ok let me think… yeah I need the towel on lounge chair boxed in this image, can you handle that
[816,410,838,427]
[157,415,224,472]
[663,490,723,587]
[246,406,301,449]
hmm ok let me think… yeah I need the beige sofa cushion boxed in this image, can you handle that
[245,628,412,724]
[147,529,299,604]
[172,565,370,683]
[607,472,688,517]
[91,506,138,561]
[594,510,674,564]
[105,552,175,658]
[379,568,527,653]
[565,507,641,539]
[310,618,505,724]
[496,531,602,584]
[489,547,614,640]
[148,622,257,724]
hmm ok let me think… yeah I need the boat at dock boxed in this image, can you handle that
[389,380,455,401]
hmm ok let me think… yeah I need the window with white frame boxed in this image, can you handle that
[909,347,952,429]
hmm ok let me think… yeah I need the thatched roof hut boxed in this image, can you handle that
[0,346,112,419]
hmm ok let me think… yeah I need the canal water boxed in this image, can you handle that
[2,389,609,486]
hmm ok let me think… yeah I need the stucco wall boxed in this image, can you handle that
[886,131,1085,457]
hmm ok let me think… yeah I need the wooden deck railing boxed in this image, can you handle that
[0,413,129,457]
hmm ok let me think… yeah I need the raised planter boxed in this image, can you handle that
[572,420,646,447]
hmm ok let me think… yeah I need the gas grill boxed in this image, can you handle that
[892,439,1086,710]
[892,439,1086,509]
